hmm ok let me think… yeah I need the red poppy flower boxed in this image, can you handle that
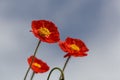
[27,56,49,73]
[31,20,60,43]
[59,37,89,57]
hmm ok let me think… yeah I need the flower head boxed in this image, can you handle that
[31,20,60,43]
[59,37,89,57]
[27,56,49,73]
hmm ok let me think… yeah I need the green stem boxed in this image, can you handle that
[23,40,41,80]
[30,72,35,80]
[62,56,71,71]
[47,67,65,80]
[59,56,71,80]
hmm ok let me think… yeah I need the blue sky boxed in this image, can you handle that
[0,0,120,80]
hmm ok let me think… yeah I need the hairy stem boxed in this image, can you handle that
[59,56,71,80]
[23,40,41,80]
[30,72,35,80]
[47,67,65,80]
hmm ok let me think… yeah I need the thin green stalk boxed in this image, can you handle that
[23,40,41,80]
[47,67,65,80]
[59,56,71,80]
[30,72,35,80]
[62,56,71,71]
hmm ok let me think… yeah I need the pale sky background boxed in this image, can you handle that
[0,0,120,80]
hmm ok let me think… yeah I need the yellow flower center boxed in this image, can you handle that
[38,27,51,37]
[32,62,41,68]
[70,44,80,51]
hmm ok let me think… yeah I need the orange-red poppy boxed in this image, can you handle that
[31,20,60,43]
[27,56,49,73]
[59,37,89,57]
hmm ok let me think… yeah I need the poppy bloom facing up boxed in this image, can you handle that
[27,56,49,73]
[31,20,60,43]
[59,37,89,57]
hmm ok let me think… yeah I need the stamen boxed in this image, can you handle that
[70,44,80,51]
[38,27,51,37]
[32,62,41,68]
